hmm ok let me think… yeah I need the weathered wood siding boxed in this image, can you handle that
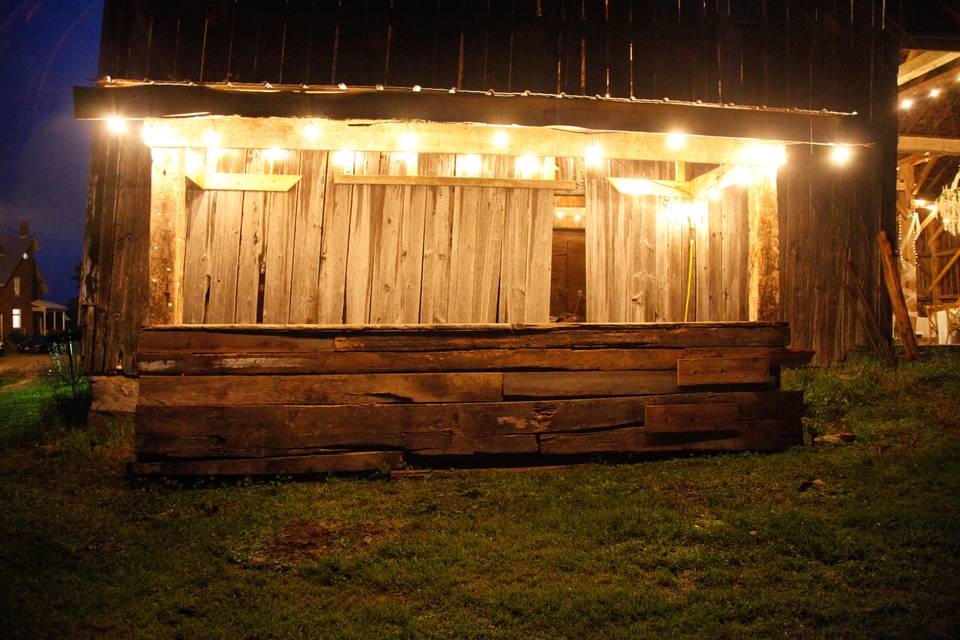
[585,159,751,323]
[178,150,553,327]
[98,0,899,118]
[133,322,812,475]
[79,130,152,373]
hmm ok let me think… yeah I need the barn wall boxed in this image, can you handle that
[79,130,152,374]
[97,0,897,118]
[777,144,892,365]
[178,149,554,327]
[585,159,752,323]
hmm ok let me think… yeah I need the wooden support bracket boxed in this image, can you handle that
[186,166,302,191]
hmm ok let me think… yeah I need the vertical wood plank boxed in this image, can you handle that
[234,150,268,323]
[204,150,247,323]
[147,148,186,325]
[748,170,781,321]
[261,149,301,324]
[317,152,354,323]
[419,154,456,323]
[288,150,329,324]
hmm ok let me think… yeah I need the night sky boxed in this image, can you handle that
[0,1,102,305]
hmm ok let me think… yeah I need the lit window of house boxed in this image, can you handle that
[12,308,21,329]
[13,277,20,297]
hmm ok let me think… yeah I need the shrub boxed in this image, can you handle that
[43,340,90,427]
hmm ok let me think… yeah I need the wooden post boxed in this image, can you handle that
[876,230,919,360]
[147,148,187,325]
[747,170,780,321]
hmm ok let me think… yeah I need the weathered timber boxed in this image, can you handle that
[876,230,919,360]
[676,356,772,386]
[540,427,646,455]
[146,148,187,324]
[328,324,791,351]
[139,373,504,405]
[502,371,677,398]
[644,403,739,432]
[747,171,780,322]
[137,346,808,375]
[133,451,404,476]
[136,390,803,459]
[138,330,334,353]
[643,418,803,452]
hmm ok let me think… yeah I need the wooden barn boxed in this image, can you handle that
[74,0,918,475]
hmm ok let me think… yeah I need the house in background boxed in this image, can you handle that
[0,219,67,340]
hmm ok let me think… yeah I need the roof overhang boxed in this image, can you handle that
[74,82,873,146]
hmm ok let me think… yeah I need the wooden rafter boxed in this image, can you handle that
[898,51,960,86]
[899,136,960,155]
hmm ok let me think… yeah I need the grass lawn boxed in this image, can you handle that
[1,351,959,638]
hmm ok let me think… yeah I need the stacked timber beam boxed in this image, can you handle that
[133,322,812,476]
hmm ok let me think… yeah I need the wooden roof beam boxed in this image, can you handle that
[899,136,960,155]
[898,51,960,86]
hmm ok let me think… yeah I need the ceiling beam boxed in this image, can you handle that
[899,64,960,101]
[899,135,960,155]
[898,51,960,86]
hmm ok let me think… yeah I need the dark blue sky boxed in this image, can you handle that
[0,1,102,304]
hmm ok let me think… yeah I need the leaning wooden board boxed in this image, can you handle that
[133,323,811,475]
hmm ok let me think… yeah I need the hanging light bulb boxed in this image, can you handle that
[492,130,509,149]
[829,145,853,166]
[459,154,483,177]
[516,154,541,178]
[333,149,355,169]
[303,123,321,142]
[106,117,127,134]
[666,132,687,150]
[900,98,914,109]
[584,144,604,167]
[202,130,221,148]
[265,147,289,162]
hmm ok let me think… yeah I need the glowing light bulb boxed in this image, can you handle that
[398,132,419,151]
[492,130,509,149]
[106,117,127,134]
[741,144,786,167]
[574,213,582,223]
[333,149,355,169]
[930,88,941,98]
[516,154,541,178]
[142,123,171,146]
[830,145,853,166]
[459,154,482,177]
[584,144,604,167]
[265,147,289,162]
[666,132,687,150]
[913,199,926,207]
[303,123,321,142]
[900,98,914,109]
[202,130,221,148]
[556,211,565,220]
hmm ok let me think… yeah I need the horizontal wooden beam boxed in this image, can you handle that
[135,116,799,166]
[607,177,690,197]
[186,167,302,191]
[898,51,960,86]
[75,84,866,145]
[898,135,960,155]
[334,174,575,190]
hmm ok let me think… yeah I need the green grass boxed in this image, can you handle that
[1,351,959,638]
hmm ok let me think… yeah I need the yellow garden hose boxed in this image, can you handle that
[683,226,695,322]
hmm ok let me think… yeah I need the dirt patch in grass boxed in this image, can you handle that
[250,520,399,567]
